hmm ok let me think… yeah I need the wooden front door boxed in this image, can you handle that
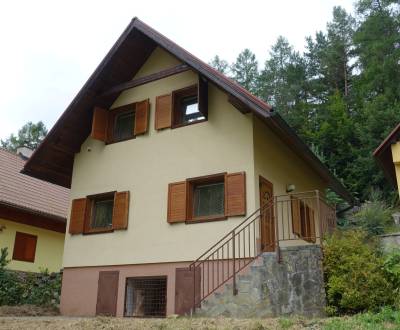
[259,176,275,252]
[96,271,119,316]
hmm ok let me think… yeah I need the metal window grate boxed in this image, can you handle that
[125,277,167,318]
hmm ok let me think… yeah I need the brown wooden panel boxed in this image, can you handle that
[291,196,301,236]
[198,75,208,118]
[134,99,150,135]
[225,172,246,216]
[0,204,66,233]
[69,198,88,235]
[175,267,201,315]
[155,94,172,130]
[112,191,130,230]
[167,181,187,223]
[12,232,37,263]
[91,107,109,141]
[259,176,275,252]
[96,271,119,316]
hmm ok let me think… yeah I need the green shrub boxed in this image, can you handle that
[351,193,394,236]
[0,247,61,307]
[323,230,395,315]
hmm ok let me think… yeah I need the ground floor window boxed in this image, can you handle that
[124,277,167,317]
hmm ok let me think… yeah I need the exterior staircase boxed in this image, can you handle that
[187,191,335,317]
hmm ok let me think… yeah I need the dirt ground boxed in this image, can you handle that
[0,316,319,330]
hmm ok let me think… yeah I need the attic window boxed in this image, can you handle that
[114,110,135,141]
[172,85,206,128]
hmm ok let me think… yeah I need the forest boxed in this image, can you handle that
[209,0,400,204]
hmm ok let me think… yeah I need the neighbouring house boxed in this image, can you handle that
[22,18,352,318]
[0,147,69,273]
[374,123,400,198]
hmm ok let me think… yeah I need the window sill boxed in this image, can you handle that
[83,227,114,235]
[171,118,207,130]
[186,215,227,224]
[12,257,34,263]
[106,136,136,145]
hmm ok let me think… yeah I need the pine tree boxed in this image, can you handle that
[209,55,229,75]
[231,49,259,94]
[1,122,48,152]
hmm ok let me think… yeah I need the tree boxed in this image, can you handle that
[230,49,259,94]
[209,55,229,75]
[1,121,48,152]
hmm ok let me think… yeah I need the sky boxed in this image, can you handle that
[0,0,355,141]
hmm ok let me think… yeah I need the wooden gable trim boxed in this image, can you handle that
[99,63,190,97]
[0,203,66,233]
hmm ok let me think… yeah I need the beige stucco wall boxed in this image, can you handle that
[391,142,400,197]
[63,48,256,268]
[0,218,64,272]
[253,116,328,246]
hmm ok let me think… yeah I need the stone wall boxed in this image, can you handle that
[197,245,326,318]
[380,232,400,252]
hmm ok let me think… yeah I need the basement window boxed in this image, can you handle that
[172,85,206,127]
[124,277,167,317]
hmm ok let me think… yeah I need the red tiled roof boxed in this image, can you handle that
[0,148,69,220]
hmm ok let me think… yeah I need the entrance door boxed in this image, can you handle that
[259,176,275,252]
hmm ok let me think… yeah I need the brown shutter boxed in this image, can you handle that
[91,107,109,141]
[305,206,316,243]
[198,75,208,118]
[225,172,246,216]
[291,196,301,236]
[96,271,119,316]
[112,191,130,230]
[167,181,187,223]
[134,99,150,135]
[12,232,37,262]
[155,94,172,130]
[69,198,88,234]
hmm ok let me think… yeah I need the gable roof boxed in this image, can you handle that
[0,148,69,221]
[373,123,400,187]
[22,18,352,203]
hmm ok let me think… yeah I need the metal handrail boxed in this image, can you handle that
[189,190,336,312]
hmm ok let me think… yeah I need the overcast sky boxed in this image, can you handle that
[0,0,355,141]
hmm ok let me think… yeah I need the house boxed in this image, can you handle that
[22,18,352,317]
[374,123,400,197]
[0,147,69,273]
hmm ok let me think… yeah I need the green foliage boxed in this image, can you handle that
[209,1,400,204]
[230,49,259,95]
[322,230,396,315]
[1,121,48,152]
[383,249,400,300]
[351,192,394,235]
[209,55,229,75]
[0,248,61,307]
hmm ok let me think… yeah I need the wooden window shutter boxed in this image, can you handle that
[12,232,37,262]
[225,172,246,216]
[167,181,187,223]
[304,206,316,243]
[91,107,109,141]
[291,196,301,236]
[198,75,208,118]
[69,198,88,234]
[112,191,130,230]
[155,94,172,130]
[134,99,150,135]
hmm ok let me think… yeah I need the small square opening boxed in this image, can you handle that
[124,277,167,318]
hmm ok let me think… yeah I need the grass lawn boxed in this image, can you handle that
[0,307,399,329]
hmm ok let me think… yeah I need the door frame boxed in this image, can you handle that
[258,176,275,252]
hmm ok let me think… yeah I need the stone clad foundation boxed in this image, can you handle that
[197,245,326,318]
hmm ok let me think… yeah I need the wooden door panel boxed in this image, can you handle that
[259,177,275,252]
[175,267,200,315]
[96,271,119,316]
